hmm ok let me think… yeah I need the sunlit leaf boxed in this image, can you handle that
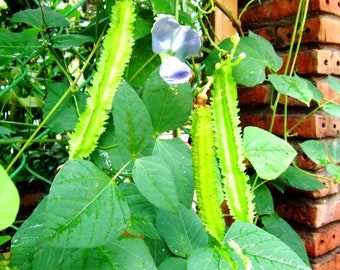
[244,126,297,180]
[299,140,328,166]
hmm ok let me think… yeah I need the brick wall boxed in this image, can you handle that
[239,0,340,269]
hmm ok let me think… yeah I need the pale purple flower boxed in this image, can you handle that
[152,16,200,84]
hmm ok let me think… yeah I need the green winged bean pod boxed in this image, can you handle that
[68,0,135,159]
[211,43,256,223]
[191,101,226,244]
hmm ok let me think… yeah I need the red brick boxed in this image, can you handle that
[294,222,340,256]
[280,49,340,76]
[275,192,340,228]
[241,0,340,25]
[310,246,340,270]
[238,84,272,105]
[240,111,340,138]
[277,17,340,48]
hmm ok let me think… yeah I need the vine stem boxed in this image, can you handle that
[5,28,106,173]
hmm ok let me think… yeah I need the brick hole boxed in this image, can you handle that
[325,0,330,4]
[337,60,340,66]
[332,234,336,239]
[300,211,307,218]
[302,153,308,159]
[338,1,340,7]
[320,239,325,245]
[283,205,290,212]
[321,122,326,128]
[305,27,311,34]
[334,123,337,129]
[286,32,292,39]
[324,59,328,65]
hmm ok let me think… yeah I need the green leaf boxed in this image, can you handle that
[299,140,328,166]
[132,156,179,212]
[11,6,70,29]
[322,103,340,118]
[328,75,340,93]
[187,248,235,270]
[144,238,172,266]
[251,176,274,215]
[44,159,130,248]
[150,0,174,15]
[0,31,40,58]
[224,222,311,270]
[43,82,87,133]
[326,163,340,180]
[328,139,340,163]
[0,235,11,246]
[268,74,314,106]
[159,257,187,270]
[133,16,153,40]
[0,164,20,231]
[262,213,310,266]
[51,34,95,48]
[152,138,194,208]
[278,166,326,191]
[113,81,154,163]
[244,126,297,180]
[306,79,324,103]
[126,35,161,87]
[142,68,193,134]
[156,204,208,257]
[119,183,160,239]
[204,32,283,86]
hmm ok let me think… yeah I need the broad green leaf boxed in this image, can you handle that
[144,238,172,266]
[133,16,153,40]
[113,81,154,163]
[150,0,174,14]
[119,183,160,239]
[251,177,274,215]
[299,140,328,166]
[127,35,161,87]
[204,32,282,86]
[328,75,340,93]
[156,204,208,257]
[11,6,70,29]
[328,139,340,162]
[0,31,40,58]
[244,126,297,180]
[224,222,311,270]
[278,166,325,191]
[306,79,324,103]
[0,235,10,246]
[322,103,340,118]
[133,156,178,212]
[44,159,130,248]
[142,68,193,134]
[152,138,194,208]
[43,82,87,133]
[326,163,340,180]
[268,74,313,106]
[187,247,235,270]
[262,213,310,266]
[52,34,95,48]
[0,164,20,231]
[60,237,157,270]
[159,257,187,270]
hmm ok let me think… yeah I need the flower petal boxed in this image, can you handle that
[172,26,200,61]
[151,16,180,55]
[159,56,192,84]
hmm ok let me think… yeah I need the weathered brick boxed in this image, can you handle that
[275,192,340,228]
[294,222,340,256]
[310,246,340,270]
[240,111,340,138]
[241,0,340,25]
[238,84,272,105]
[277,17,340,48]
[280,49,340,76]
